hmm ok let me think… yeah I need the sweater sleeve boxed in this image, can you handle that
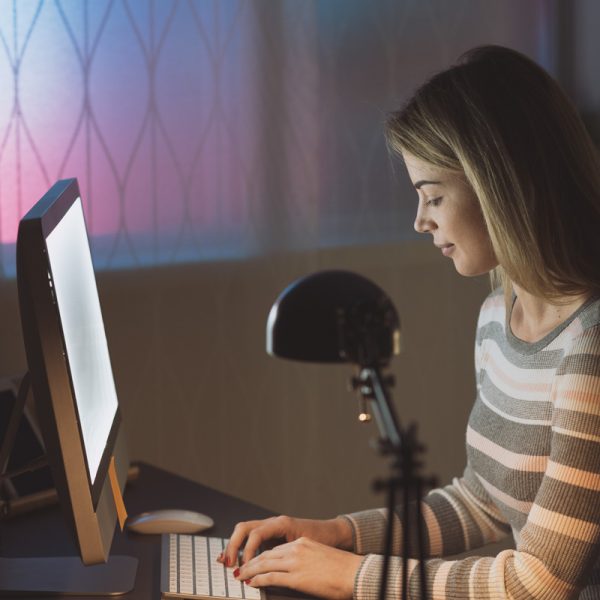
[344,465,510,558]
[347,326,600,599]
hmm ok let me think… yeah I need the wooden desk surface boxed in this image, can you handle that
[0,462,308,600]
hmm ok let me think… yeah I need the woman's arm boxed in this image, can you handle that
[350,326,600,599]
[345,465,510,559]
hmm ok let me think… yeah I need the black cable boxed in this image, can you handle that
[402,465,410,600]
[416,478,427,600]
[379,478,396,600]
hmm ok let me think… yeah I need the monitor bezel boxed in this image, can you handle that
[17,178,122,515]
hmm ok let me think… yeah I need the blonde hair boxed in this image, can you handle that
[386,45,600,302]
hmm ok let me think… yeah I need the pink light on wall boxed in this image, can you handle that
[0,0,261,275]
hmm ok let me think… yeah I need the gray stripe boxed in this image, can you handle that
[479,321,566,363]
[443,486,486,550]
[520,523,597,584]
[467,447,545,502]
[578,301,600,329]
[556,353,600,377]
[550,432,600,472]
[469,401,552,454]
[535,477,600,522]
[425,491,470,556]
[480,377,553,420]
[554,408,600,438]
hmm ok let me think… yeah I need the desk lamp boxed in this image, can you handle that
[267,270,434,600]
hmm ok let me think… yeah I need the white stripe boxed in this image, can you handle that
[552,426,600,444]
[477,298,504,328]
[467,426,547,472]
[480,389,552,425]
[476,473,533,514]
[481,339,555,402]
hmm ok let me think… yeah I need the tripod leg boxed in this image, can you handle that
[379,480,396,600]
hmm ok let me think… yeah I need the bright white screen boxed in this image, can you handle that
[46,198,118,484]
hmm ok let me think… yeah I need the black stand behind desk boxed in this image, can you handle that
[0,462,309,600]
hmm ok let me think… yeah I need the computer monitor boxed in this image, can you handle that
[0,178,137,594]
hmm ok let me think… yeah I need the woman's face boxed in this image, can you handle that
[403,151,498,277]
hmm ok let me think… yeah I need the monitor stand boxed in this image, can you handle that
[0,555,138,595]
[0,374,138,595]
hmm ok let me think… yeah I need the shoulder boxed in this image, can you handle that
[575,295,600,334]
[556,296,600,373]
[476,287,505,333]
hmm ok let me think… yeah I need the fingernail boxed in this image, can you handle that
[233,568,240,577]
[245,579,252,585]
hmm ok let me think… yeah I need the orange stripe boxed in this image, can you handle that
[528,505,600,543]
[558,386,600,409]
[422,503,443,556]
[545,460,600,491]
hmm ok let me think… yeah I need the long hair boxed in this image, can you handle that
[386,45,600,302]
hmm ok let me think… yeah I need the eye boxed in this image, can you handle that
[425,196,443,207]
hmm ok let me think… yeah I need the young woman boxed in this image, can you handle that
[219,46,600,599]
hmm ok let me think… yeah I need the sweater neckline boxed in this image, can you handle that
[505,293,597,355]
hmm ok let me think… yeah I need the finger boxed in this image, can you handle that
[241,524,283,565]
[224,521,260,566]
[243,537,295,570]
[238,556,289,581]
[246,571,291,589]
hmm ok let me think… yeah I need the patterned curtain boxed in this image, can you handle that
[0,0,553,276]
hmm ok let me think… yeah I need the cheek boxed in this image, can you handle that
[462,207,491,245]
[457,210,497,262]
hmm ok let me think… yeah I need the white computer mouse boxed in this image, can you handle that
[126,509,214,535]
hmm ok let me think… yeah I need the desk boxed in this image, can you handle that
[0,462,309,600]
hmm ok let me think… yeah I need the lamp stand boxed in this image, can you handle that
[352,367,435,600]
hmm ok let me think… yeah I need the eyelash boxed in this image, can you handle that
[425,196,443,207]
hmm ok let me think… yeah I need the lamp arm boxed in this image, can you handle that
[356,367,402,453]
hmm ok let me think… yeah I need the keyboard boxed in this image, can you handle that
[161,534,265,599]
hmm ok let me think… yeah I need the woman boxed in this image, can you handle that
[220,45,600,599]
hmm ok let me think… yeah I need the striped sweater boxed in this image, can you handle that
[344,289,600,599]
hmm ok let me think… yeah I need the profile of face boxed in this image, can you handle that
[403,152,498,277]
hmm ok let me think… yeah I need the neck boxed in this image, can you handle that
[510,285,591,343]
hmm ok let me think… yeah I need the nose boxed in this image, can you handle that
[414,203,436,234]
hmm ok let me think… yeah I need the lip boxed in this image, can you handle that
[436,243,455,257]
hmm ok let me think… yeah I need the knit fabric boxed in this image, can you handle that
[344,289,600,599]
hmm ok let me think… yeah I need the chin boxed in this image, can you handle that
[453,258,495,277]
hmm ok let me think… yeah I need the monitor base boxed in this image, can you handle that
[0,555,138,596]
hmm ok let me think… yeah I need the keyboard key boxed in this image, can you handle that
[209,538,227,597]
[194,536,211,596]
[162,534,265,600]
[179,535,194,595]
[243,583,262,600]
[225,566,243,598]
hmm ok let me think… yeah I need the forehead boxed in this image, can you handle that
[401,151,446,184]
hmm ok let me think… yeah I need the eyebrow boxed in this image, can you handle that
[414,179,442,190]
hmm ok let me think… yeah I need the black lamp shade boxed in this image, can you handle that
[266,270,400,365]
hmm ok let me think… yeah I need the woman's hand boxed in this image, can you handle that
[235,536,363,600]
[220,515,354,567]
